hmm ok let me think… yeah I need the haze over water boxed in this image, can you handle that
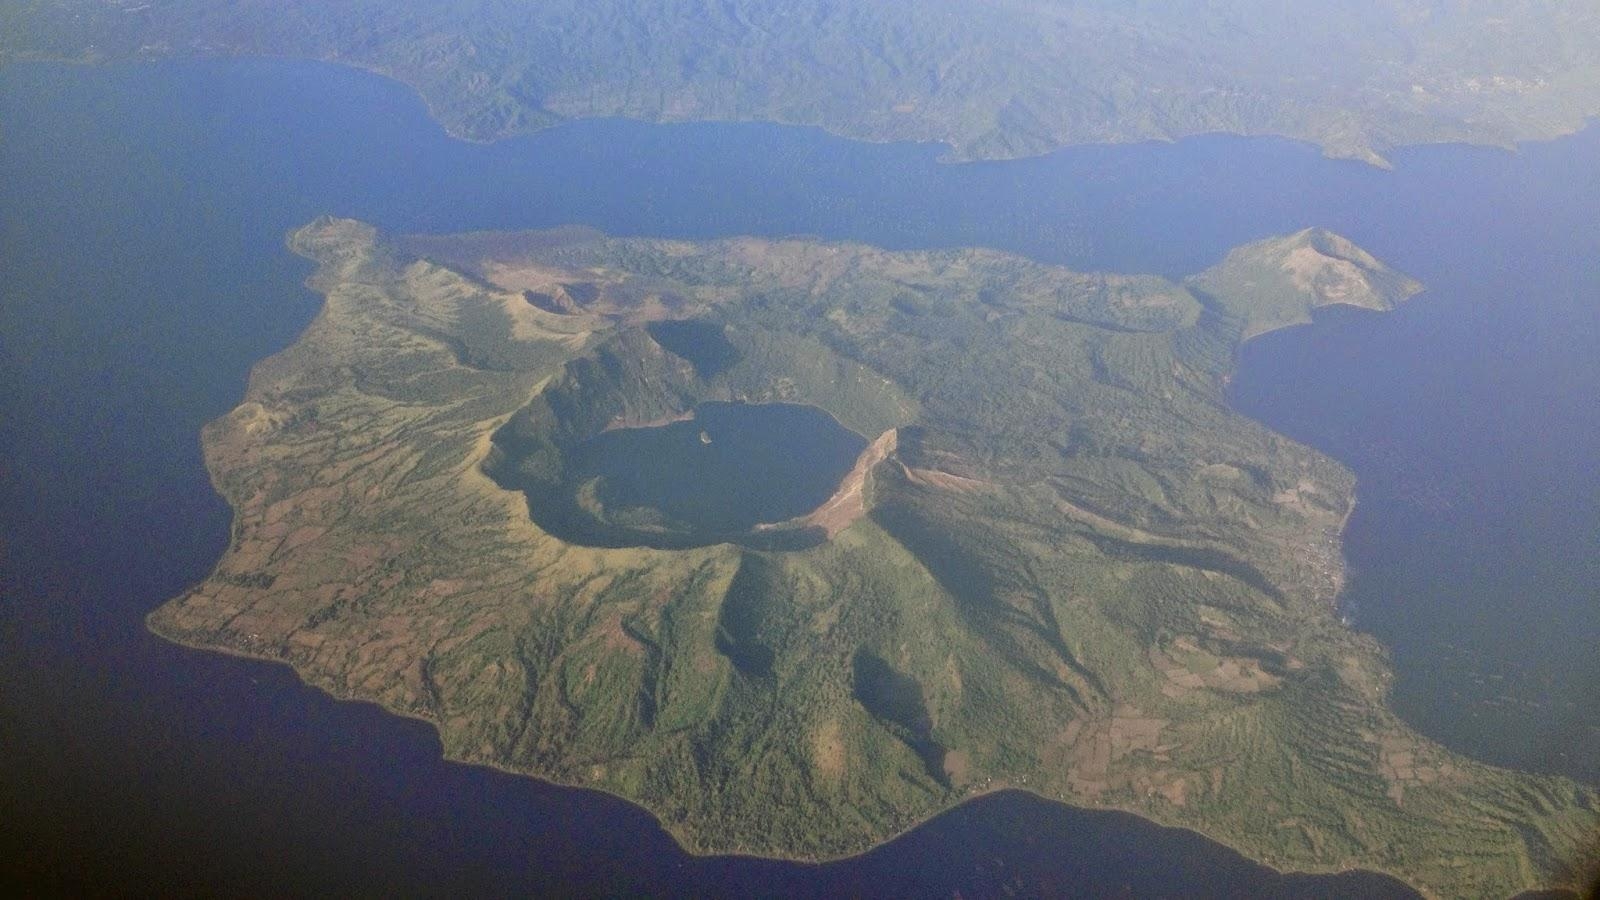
[3,58,1595,892]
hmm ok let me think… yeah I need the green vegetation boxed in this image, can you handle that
[149,217,1599,897]
[7,1,1600,164]
[1188,228,1424,339]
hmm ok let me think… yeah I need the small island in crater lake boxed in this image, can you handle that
[150,217,1599,898]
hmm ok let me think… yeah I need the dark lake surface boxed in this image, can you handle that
[561,402,866,543]
[3,58,1596,894]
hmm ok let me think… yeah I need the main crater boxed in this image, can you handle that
[489,397,870,550]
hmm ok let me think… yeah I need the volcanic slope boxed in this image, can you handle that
[151,218,1599,898]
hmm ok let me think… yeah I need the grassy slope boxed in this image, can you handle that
[7,1,1600,163]
[148,217,1599,897]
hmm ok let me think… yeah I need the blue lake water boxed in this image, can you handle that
[2,58,1596,893]
[505,401,869,550]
